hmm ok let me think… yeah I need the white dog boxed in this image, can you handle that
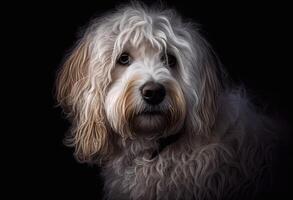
[56,3,274,200]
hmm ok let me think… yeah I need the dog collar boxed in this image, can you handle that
[151,133,182,159]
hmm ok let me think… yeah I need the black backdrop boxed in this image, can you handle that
[13,0,292,199]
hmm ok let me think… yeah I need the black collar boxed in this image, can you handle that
[151,133,182,159]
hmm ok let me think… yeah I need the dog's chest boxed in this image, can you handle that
[101,138,267,200]
[103,151,197,200]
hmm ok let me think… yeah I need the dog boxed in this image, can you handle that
[56,3,275,200]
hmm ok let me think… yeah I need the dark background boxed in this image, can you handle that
[12,0,292,199]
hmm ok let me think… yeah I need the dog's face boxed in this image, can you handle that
[56,5,220,162]
[105,43,186,138]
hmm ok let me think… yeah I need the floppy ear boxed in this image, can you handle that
[56,37,112,163]
[192,36,221,136]
[56,39,90,110]
[197,51,220,134]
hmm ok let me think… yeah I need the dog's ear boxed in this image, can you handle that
[56,37,112,163]
[56,39,90,110]
[191,36,221,136]
[197,52,220,134]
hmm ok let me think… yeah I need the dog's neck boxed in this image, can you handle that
[151,133,182,158]
[118,132,183,160]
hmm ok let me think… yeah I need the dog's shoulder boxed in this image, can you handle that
[214,89,274,137]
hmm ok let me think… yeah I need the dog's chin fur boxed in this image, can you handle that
[56,3,276,200]
[132,113,167,134]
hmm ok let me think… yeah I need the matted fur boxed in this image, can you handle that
[56,3,274,200]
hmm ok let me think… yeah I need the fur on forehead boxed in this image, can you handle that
[89,5,196,70]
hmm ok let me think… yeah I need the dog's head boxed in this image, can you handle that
[56,4,220,162]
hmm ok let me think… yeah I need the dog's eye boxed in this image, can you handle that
[117,53,131,66]
[161,53,177,68]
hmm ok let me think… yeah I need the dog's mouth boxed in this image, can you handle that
[139,110,164,116]
[131,109,167,134]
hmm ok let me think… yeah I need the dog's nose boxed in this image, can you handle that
[140,81,166,105]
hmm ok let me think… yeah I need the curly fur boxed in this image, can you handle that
[56,3,274,200]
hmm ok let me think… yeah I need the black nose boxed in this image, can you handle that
[140,81,166,105]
